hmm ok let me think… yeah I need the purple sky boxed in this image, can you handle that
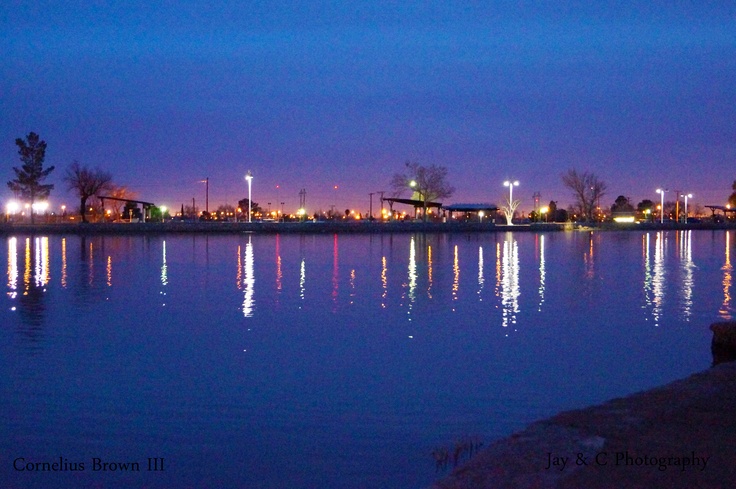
[2,1,735,215]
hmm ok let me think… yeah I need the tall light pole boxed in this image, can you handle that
[656,188,668,223]
[245,171,253,223]
[681,193,692,223]
[504,180,519,224]
[197,178,209,216]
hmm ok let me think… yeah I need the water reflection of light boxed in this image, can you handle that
[159,241,167,287]
[61,238,67,288]
[34,237,49,287]
[236,245,242,289]
[643,232,666,325]
[501,235,520,329]
[643,233,652,309]
[7,237,18,299]
[276,234,282,294]
[477,246,484,301]
[106,256,112,287]
[332,234,338,306]
[583,232,594,279]
[349,269,356,304]
[23,238,30,290]
[426,245,433,299]
[408,236,417,306]
[88,241,94,286]
[495,242,502,290]
[678,231,694,320]
[299,258,306,302]
[538,235,546,311]
[721,231,733,319]
[451,244,460,308]
[381,256,387,308]
[242,237,255,317]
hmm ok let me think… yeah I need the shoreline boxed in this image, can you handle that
[430,342,736,488]
[1,220,735,236]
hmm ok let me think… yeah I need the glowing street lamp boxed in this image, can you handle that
[656,188,668,223]
[680,193,692,223]
[503,180,519,224]
[245,171,253,223]
[6,201,20,215]
[504,180,519,204]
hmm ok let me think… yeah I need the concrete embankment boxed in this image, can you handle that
[431,324,736,489]
[0,221,560,235]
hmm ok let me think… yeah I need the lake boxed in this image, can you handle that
[1,230,732,488]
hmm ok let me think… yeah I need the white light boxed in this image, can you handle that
[503,180,519,225]
[655,188,668,223]
[245,170,253,223]
[6,201,20,214]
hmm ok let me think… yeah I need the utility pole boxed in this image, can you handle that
[532,191,541,221]
[199,178,209,215]
[376,191,385,218]
[674,189,681,222]
[369,192,374,220]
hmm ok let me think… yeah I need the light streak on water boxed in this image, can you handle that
[678,231,694,321]
[23,238,30,291]
[451,244,459,308]
[477,246,484,301]
[7,237,17,299]
[721,231,733,319]
[538,235,546,311]
[426,245,433,299]
[501,235,520,329]
[380,256,387,308]
[61,238,67,288]
[106,256,112,287]
[242,237,255,317]
[408,236,417,306]
[299,258,306,302]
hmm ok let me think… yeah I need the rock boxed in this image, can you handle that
[710,321,736,365]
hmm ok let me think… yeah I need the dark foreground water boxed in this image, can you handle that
[1,230,732,488]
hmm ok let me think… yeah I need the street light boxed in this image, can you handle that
[503,180,519,224]
[504,180,519,203]
[680,193,693,223]
[245,171,253,223]
[656,188,668,223]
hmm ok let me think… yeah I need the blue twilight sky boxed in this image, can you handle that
[2,1,735,214]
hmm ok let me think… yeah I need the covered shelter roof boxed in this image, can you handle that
[443,203,498,212]
[97,195,155,207]
[705,205,736,214]
[382,197,443,208]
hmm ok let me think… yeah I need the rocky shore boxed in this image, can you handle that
[430,323,736,489]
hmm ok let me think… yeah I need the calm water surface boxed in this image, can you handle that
[1,230,733,488]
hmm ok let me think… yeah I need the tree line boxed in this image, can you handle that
[7,132,137,222]
[7,132,735,224]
